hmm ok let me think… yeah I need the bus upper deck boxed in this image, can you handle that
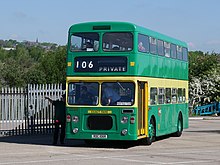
[67,22,188,80]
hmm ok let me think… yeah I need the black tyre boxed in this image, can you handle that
[174,114,183,137]
[145,117,156,145]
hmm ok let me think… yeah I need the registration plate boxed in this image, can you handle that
[92,134,107,139]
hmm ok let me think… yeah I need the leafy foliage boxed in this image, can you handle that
[188,51,218,81]
[189,51,220,103]
[0,41,66,87]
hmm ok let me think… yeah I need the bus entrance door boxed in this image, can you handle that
[138,81,148,137]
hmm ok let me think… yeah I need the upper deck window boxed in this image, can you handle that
[70,33,99,52]
[158,40,164,56]
[182,47,188,61]
[138,34,149,53]
[150,37,157,54]
[177,45,183,60]
[102,32,133,52]
[170,43,177,59]
[164,42,171,57]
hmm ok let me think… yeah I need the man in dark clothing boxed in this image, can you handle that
[45,93,66,145]
[77,86,94,105]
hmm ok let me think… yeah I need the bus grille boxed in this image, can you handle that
[87,116,113,130]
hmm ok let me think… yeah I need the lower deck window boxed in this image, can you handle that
[101,82,135,106]
[150,88,157,105]
[165,88,171,103]
[150,87,186,105]
[172,88,177,103]
[158,88,165,104]
[67,81,135,106]
[178,88,183,103]
[68,82,99,105]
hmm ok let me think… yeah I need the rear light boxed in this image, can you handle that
[130,116,135,124]
[66,115,71,122]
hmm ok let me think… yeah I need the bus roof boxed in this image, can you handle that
[69,22,187,47]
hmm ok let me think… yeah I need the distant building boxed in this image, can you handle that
[2,47,16,51]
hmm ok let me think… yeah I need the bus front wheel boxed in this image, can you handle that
[146,117,156,145]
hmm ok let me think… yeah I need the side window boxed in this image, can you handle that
[150,87,157,105]
[183,88,186,102]
[171,43,177,59]
[172,88,177,103]
[138,34,149,52]
[165,88,171,104]
[150,37,157,54]
[178,88,183,103]
[182,47,188,61]
[177,46,182,60]
[158,40,164,56]
[158,88,165,104]
[164,42,170,57]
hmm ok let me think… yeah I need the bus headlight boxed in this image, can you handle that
[121,116,128,124]
[72,116,79,123]
[72,128,79,134]
[121,129,128,136]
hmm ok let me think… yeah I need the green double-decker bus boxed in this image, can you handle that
[65,22,188,145]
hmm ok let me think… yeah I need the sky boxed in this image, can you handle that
[1,0,220,53]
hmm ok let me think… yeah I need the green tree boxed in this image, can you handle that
[1,45,35,87]
[0,40,67,87]
[28,46,44,61]
[189,51,220,104]
[38,46,66,84]
[189,51,218,81]
[1,58,26,87]
[25,64,47,84]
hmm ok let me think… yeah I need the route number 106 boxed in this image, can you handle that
[75,60,94,69]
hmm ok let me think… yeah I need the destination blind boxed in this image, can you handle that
[74,56,127,72]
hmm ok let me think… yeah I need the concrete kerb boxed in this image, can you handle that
[189,116,220,120]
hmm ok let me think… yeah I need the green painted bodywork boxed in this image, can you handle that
[66,107,138,141]
[148,104,189,137]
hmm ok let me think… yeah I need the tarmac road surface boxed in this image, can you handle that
[0,117,220,165]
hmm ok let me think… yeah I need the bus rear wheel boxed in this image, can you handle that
[174,114,183,137]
